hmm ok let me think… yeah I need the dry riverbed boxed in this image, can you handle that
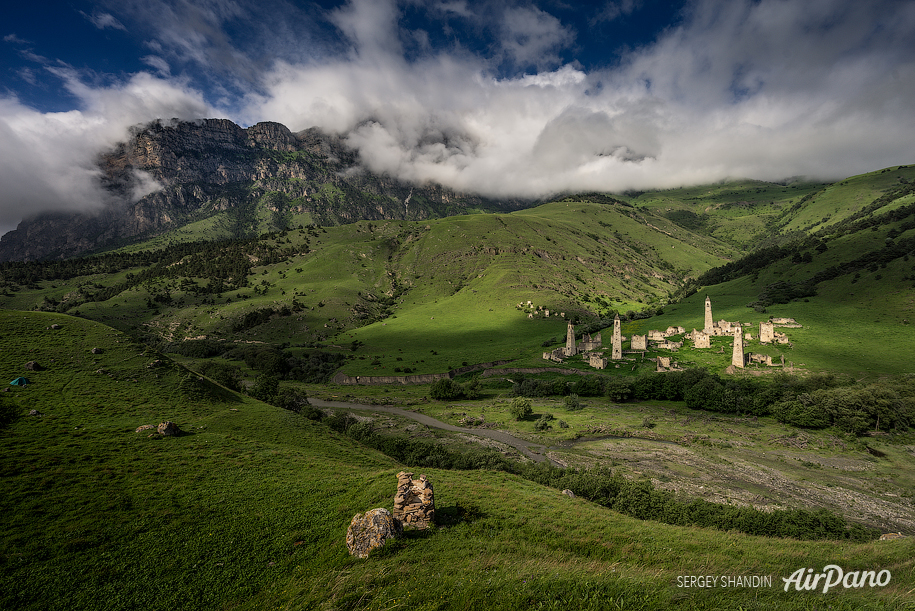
[311,392,915,534]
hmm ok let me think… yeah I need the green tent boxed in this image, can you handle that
[10,377,29,386]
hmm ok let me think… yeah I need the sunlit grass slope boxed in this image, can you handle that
[1,311,913,611]
[4,199,733,376]
[630,178,829,247]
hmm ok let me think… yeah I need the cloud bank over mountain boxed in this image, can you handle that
[2,0,914,233]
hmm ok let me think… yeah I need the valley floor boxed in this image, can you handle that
[308,389,915,535]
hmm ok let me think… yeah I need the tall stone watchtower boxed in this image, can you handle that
[731,326,745,368]
[704,296,714,333]
[564,322,577,357]
[611,314,622,360]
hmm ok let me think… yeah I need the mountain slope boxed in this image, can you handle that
[0,119,530,262]
[0,197,734,375]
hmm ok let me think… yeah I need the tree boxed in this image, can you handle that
[430,378,464,401]
[509,397,533,421]
[250,374,279,403]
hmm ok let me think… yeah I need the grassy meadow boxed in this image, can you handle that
[2,311,914,611]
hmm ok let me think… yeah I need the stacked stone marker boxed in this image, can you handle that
[393,471,435,529]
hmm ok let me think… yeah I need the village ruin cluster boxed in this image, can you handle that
[541,296,798,372]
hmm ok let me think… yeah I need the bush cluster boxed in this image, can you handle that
[429,376,482,401]
[510,369,915,436]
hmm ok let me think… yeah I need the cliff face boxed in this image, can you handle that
[0,118,527,261]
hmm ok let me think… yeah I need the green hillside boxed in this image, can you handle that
[0,197,733,377]
[2,311,913,610]
[3,168,915,380]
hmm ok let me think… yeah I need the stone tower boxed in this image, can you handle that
[564,322,577,357]
[704,296,714,333]
[611,314,622,360]
[731,326,745,368]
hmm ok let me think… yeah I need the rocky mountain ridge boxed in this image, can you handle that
[0,118,529,261]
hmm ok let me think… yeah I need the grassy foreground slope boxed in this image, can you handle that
[2,311,913,610]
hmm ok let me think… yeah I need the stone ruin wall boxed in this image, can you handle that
[333,359,513,385]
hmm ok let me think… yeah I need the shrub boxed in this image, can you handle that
[463,376,482,400]
[509,397,533,420]
[276,387,309,413]
[249,374,279,402]
[534,414,553,431]
[571,375,605,397]
[430,378,464,401]
[563,394,581,410]
[197,361,243,392]
[605,377,633,402]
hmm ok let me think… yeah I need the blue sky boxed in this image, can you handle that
[2,0,915,234]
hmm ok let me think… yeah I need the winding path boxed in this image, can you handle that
[308,398,562,467]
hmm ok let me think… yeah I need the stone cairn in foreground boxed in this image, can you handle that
[393,471,435,529]
[346,472,436,558]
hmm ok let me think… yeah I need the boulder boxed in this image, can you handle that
[28,409,43,416]
[562,489,576,498]
[135,424,156,433]
[90,347,103,354]
[25,361,43,371]
[157,421,181,436]
[393,472,435,528]
[879,532,906,541]
[345,508,402,558]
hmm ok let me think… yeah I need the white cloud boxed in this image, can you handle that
[0,72,210,232]
[500,5,575,68]
[83,11,128,31]
[238,0,914,198]
[591,0,642,25]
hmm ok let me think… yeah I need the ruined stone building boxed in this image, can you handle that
[588,353,608,369]
[759,321,775,343]
[577,332,602,352]
[631,334,647,350]
[691,330,711,348]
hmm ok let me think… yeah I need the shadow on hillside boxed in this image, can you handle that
[434,502,487,527]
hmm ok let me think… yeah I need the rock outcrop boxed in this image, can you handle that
[157,421,181,436]
[393,471,435,528]
[0,119,530,261]
[345,508,402,558]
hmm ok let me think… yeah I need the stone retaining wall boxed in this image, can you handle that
[332,359,514,386]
